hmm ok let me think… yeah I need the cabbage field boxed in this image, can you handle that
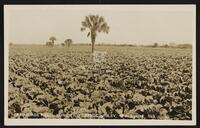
[8,45,192,120]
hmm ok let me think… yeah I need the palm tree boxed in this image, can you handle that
[64,39,73,47]
[49,36,56,46]
[81,14,109,53]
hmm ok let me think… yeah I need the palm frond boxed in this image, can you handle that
[86,16,93,28]
[87,32,90,37]
[81,21,88,27]
[98,16,105,24]
[81,14,109,35]
[81,27,86,31]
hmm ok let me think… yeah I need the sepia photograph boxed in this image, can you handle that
[4,5,196,125]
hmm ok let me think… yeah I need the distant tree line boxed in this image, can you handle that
[71,43,192,49]
[150,42,192,48]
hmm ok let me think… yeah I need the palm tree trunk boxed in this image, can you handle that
[92,42,94,53]
[52,40,54,46]
[91,32,96,53]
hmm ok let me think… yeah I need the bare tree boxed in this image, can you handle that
[81,14,110,53]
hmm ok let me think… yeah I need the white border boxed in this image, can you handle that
[4,5,196,126]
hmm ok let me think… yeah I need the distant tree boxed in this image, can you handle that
[169,42,176,47]
[64,39,73,47]
[46,41,54,47]
[61,43,65,46]
[49,36,56,46]
[9,42,13,46]
[153,43,158,47]
[164,44,169,48]
[81,14,110,53]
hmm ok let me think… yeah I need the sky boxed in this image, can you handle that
[4,5,196,45]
